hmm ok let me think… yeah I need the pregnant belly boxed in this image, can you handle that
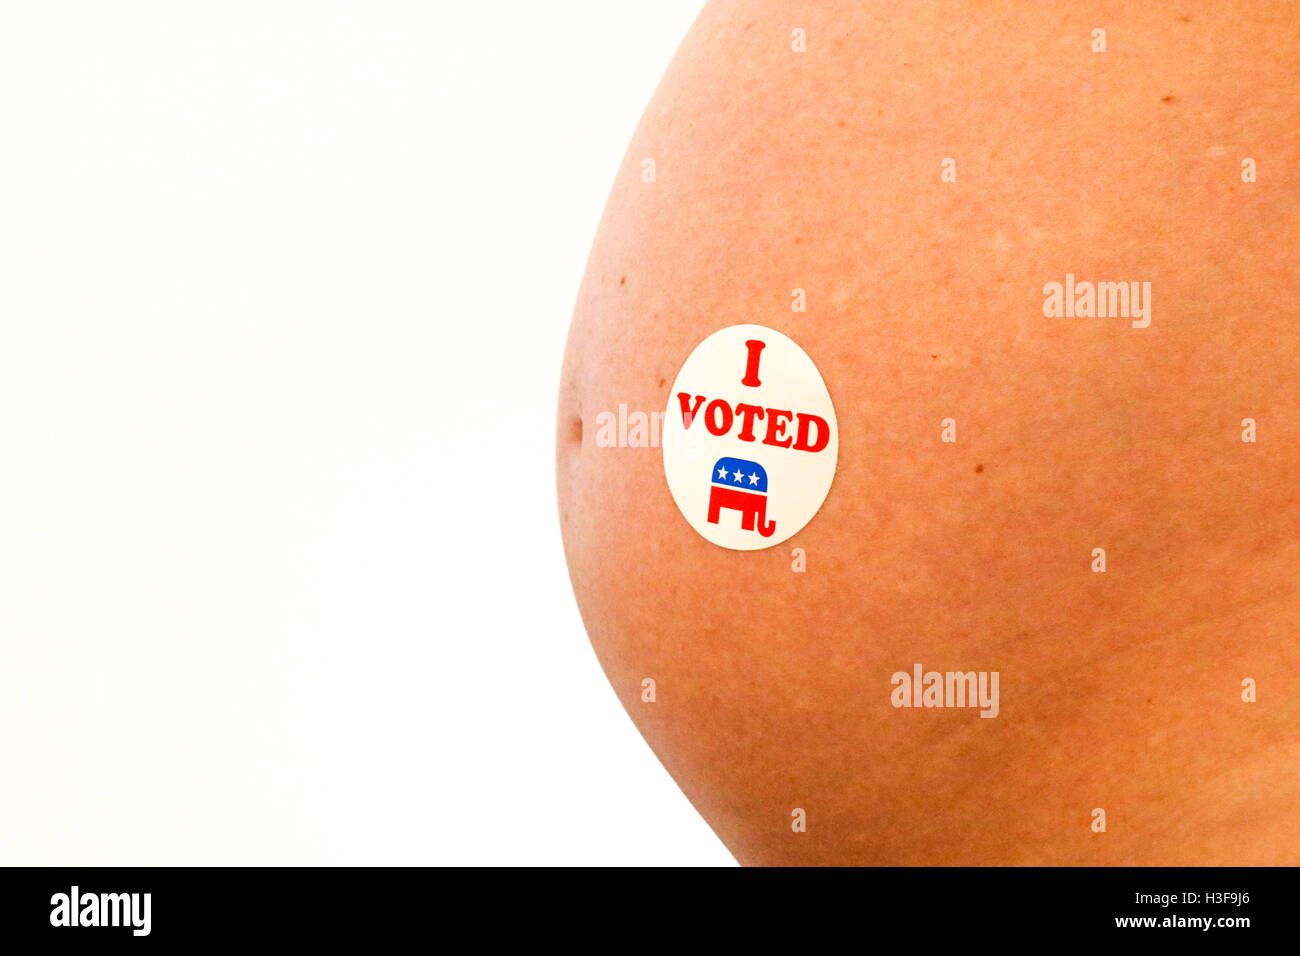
[556,0,1300,864]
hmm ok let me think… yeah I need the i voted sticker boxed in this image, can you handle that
[662,324,838,551]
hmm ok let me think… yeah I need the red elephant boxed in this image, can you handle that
[706,457,775,537]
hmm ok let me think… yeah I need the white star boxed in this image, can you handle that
[749,472,760,485]
[733,470,744,483]
[717,466,728,480]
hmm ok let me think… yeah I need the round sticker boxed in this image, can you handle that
[662,325,838,551]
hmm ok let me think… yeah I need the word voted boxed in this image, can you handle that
[675,339,831,453]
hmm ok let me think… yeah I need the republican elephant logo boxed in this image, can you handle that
[707,457,775,537]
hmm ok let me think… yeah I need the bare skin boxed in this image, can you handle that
[556,0,1299,865]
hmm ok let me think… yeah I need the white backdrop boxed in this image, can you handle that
[0,0,732,865]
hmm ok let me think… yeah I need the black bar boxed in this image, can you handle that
[0,866,1290,944]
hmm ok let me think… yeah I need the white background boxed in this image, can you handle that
[0,0,732,865]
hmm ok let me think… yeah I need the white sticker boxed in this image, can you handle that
[662,325,838,551]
